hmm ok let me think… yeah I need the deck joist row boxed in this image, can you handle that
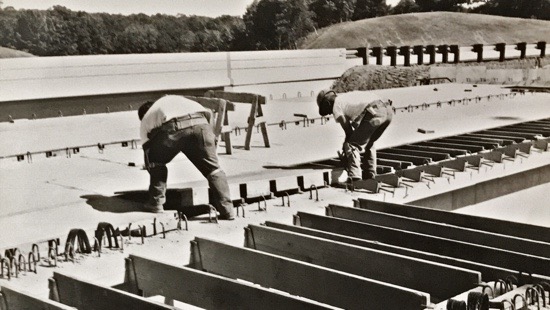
[1,199,549,309]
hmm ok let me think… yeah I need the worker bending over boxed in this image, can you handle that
[138,95,234,220]
[317,90,393,181]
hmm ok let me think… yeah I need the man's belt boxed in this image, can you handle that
[161,113,209,131]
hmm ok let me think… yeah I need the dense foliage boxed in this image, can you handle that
[0,0,547,56]
[0,6,244,55]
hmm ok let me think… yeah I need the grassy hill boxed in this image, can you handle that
[301,12,550,49]
[0,46,34,58]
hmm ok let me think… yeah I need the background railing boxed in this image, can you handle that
[346,41,547,66]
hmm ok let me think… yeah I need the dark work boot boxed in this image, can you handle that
[207,169,235,220]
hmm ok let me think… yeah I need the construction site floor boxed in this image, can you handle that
[1,83,549,304]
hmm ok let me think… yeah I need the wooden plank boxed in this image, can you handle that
[327,204,550,258]
[0,285,75,310]
[246,224,480,302]
[295,212,550,277]
[191,237,430,310]
[51,272,172,310]
[264,221,539,283]
[126,254,337,310]
[355,198,550,244]
[204,90,266,105]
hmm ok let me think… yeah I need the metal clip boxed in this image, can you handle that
[93,237,101,258]
[48,240,58,267]
[0,258,10,280]
[309,185,319,201]
[281,192,290,207]
[257,196,267,211]
[236,204,246,218]
[160,222,166,239]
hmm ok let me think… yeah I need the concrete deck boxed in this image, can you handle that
[1,84,549,241]
[0,83,549,303]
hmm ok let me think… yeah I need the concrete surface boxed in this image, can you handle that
[0,83,549,305]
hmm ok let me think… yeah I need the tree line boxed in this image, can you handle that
[0,0,548,56]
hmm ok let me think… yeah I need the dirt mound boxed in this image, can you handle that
[332,65,430,92]
[302,12,550,49]
[332,57,550,92]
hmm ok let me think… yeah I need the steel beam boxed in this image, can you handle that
[416,141,483,153]
[245,224,480,302]
[295,212,550,277]
[327,204,550,258]
[190,237,430,309]
[502,125,550,137]
[397,145,468,157]
[416,165,444,177]
[377,158,414,169]
[457,135,514,146]
[378,152,432,165]
[50,272,172,310]
[0,285,74,310]
[386,148,451,161]
[482,129,540,140]
[439,158,468,172]
[437,138,497,149]
[450,135,505,146]
[355,199,550,244]
[467,133,525,143]
[119,255,335,310]
[265,221,550,285]
[480,150,505,163]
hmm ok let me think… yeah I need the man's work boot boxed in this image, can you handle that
[207,169,235,220]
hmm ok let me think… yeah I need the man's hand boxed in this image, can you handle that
[337,149,348,168]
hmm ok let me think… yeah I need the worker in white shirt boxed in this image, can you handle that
[138,95,234,220]
[317,90,393,181]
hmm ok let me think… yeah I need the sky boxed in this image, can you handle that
[2,0,401,17]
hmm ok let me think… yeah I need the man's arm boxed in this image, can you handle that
[335,115,353,141]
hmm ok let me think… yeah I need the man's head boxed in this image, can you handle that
[316,89,336,116]
[138,101,155,120]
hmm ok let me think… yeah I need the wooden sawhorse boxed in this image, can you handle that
[205,90,270,151]
[185,95,235,155]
